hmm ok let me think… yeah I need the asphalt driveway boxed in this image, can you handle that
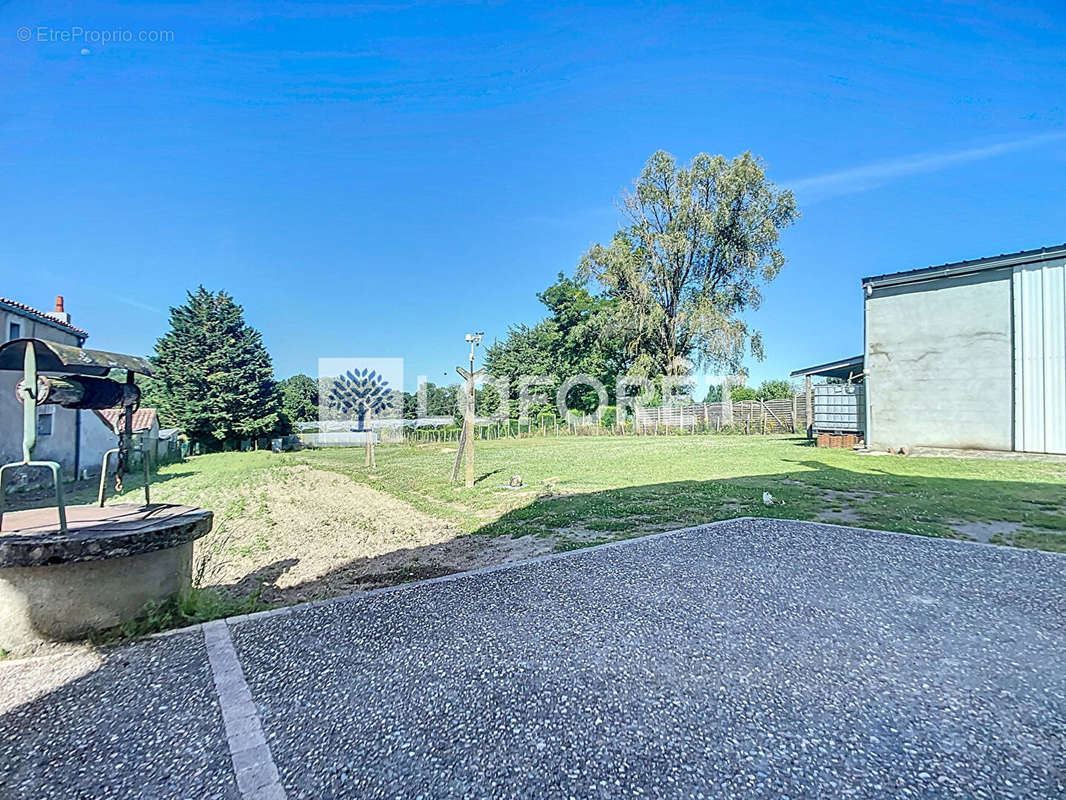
[2,518,1064,798]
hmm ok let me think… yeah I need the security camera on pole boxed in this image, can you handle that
[451,332,485,488]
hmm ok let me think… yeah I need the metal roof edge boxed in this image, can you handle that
[861,243,1066,290]
[790,355,864,378]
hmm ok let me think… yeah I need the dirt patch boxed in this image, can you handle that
[813,488,878,525]
[198,466,550,604]
[820,488,878,504]
[908,447,1066,463]
[947,520,1023,544]
[816,508,862,524]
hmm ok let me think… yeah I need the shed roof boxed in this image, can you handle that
[862,243,1066,290]
[790,355,864,380]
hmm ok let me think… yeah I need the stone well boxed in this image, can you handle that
[0,503,212,652]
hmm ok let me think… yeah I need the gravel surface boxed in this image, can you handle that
[232,519,1066,799]
[3,518,1064,799]
[0,630,238,800]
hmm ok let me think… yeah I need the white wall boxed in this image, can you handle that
[865,270,1014,450]
[0,311,117,478]
[1013,258,1066,454]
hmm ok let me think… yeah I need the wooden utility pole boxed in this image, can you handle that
[451,333,485,488]
[365,432,376,468]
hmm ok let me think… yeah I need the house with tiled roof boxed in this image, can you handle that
[96,407,160,435]
[1,296,118,481]
[96,407,171,465]
[0,295,89,343]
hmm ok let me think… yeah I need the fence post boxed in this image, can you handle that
[805,375,813,438]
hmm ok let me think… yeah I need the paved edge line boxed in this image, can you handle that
[202,620,287,800]
[224,518,748,628]
[219,514,1066,631]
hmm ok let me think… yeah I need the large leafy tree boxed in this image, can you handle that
[754,379,794,401]
[277,374,319,427]
[484,274,630,415]
[579,150,798,376]
[402,382,461,420]
[153,287,279,449]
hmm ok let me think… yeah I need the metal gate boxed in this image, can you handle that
[1013,259,1066,454]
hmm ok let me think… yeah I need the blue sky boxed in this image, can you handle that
[2,1,1064,391]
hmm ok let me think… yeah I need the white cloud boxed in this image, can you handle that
[113,295,162,314]
[788,131,1066,201]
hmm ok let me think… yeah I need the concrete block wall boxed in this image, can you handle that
[864,269,1014,451]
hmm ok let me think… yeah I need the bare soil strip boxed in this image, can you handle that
[199,466,549,604]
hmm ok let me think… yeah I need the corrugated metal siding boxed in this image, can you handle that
[1013,259,1066,454]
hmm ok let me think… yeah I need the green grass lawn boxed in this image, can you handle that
[10,433,1059,645]
[121,434,1066,553]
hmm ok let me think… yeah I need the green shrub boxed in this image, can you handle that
[600,405,618,427]
[93,585,269,644]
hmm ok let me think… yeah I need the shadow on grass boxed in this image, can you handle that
[4,455,1065,760]
[475,459,1066,548]
[474,468,504,485]
[205,458,1066,609]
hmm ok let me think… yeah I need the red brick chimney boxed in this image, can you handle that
[46,295,71,325]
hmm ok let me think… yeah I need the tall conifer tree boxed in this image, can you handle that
[153,287,279,448]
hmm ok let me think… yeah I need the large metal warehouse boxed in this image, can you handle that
[862,243,1066,454]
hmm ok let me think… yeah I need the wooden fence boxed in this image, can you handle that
[397,396,811,442]
[633,397,809,434]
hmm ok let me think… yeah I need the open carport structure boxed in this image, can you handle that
[790,355,865,438]
[2,518,1064,799]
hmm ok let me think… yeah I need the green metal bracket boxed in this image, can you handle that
[21,340,37,462]
[0,343,69,534]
